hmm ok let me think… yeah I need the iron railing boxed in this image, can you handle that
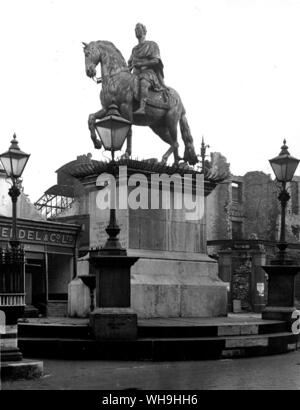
[0,246,25,307]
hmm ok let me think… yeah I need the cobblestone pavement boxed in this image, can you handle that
[2,350,300,390]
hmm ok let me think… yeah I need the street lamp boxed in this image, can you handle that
[269,139,300,261]
[262,140,300,324]
[0,134,30,362]
[0,133,30,249]
[94,104,131,162]
[89,105,139,341]
[94,104,131,254]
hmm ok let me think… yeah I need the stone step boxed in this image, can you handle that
[18,319,287,340]
[0,360,43,381]
[18,322,91,339]
[138,320,287,338]
[18,332,300,361]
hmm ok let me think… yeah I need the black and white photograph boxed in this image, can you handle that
[1,0,300,397]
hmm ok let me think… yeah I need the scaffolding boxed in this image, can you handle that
[34,185,75,220]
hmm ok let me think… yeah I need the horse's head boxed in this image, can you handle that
[83,40,128,81]
[83,41,101,79]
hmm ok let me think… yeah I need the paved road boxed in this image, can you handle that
[2,351,300,390]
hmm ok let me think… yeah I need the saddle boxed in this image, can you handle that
[132,75,171,110]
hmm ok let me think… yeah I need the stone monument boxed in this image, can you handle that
[66,24,229,320]
[63,155,229,318]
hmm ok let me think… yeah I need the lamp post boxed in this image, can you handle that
[269,139,300,262]
[0,134,30,361]
[89,105,139,340]
[93,104,131,256]
[262,140,300,324]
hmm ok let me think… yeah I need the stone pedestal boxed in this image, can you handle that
[262,264,300,327]
[67,159,228,318]
[89,253,138,340]
[129,250,227,317]
[0,307,43,380]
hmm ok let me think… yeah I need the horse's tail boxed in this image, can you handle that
[179,109,198,165]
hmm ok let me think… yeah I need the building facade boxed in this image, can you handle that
[0,169,80,316]
[206,170,300,312]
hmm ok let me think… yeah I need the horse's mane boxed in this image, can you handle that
[95,40,128,68]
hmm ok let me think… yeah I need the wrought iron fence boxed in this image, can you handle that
[0,246,25,307]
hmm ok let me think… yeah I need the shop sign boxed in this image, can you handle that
[0,225,76,246]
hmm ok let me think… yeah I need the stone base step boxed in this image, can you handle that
[0,359,43,381]
[138,320,287,338]
[18,332,300,361]
[17,316,298,361]
[19,322,91,339]
[18,319,287,339]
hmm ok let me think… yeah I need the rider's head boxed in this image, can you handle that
[135,23,147,39]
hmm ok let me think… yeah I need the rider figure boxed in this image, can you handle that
[128,23,166,115]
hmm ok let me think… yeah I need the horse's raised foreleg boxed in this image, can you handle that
[88,109,107,149]
[124,128,132,158]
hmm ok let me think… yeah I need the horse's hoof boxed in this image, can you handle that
[93,140,102,149]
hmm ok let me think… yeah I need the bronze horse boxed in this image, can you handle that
[83,40,198,165]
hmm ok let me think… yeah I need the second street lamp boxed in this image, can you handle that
[262,139,300,324]
[269,139,300,262]
[0,134,30,362]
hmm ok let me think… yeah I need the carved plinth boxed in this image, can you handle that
[262,264,300,326]
[89,253,139,340]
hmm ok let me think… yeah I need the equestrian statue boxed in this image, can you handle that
[83,23,198,166]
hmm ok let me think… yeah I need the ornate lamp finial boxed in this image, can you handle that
[9,133,21,151]
[280,139,290,156]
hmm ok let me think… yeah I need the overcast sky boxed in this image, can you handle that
[1,0,300,201]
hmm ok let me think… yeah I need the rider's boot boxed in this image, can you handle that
[134,98,147,115]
